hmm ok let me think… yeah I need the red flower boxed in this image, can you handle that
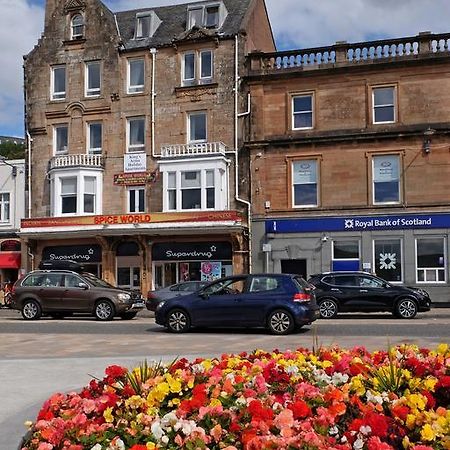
[365,412,390,438]
[288,400,311,419]
[391,404,410,421]
[436,375,450,389]
[248,399,274,421]
[421,390,436,409]
[105,365,128,379]
[130,445,148,450]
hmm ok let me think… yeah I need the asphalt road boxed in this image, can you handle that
[1,307,449,449]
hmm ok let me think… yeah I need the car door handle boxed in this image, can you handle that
[359,289,368,293]
[331,288,341,292]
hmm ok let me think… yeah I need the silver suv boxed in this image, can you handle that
[11,270,144,321]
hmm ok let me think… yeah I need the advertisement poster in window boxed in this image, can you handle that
[180,262,189,281]
[201,261,221,281]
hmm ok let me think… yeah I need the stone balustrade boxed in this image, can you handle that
[248,32,450,74]
[49,153,104,169]
[160,141,227,157]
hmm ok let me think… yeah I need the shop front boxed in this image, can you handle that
[0,238,21,285]
[256,212,450,305]
[20,211,247,294]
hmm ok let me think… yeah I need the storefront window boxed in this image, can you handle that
[332,240,360,271]
[374,239,402,282]
[416,238,446,283]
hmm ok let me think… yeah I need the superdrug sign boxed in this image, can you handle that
[42,245,102,263]
[152,242,232,261]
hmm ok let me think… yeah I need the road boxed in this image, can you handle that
[1,307,449,449]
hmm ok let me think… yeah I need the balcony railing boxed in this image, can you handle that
[160,141,227,158]
[248,32,450,74]
[49,153,104,170]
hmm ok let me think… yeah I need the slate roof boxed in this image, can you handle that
[113,0,253,50]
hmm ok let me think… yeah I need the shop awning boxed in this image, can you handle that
[0,253,21,269]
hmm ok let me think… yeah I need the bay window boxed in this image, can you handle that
[0,193,10,222]
[127,117,145,152]
[128,187,145,213]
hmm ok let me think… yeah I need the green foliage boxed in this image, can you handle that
[0,141,26,160]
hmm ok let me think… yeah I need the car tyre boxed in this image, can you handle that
[120,312,137,320]
[94,300,115,321]
[166,309,191,333]
[268,309,295,335]
[318,298,339,319]
[22,300,41,320]
[394,298,418,319]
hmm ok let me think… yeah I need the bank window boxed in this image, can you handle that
[373,154,400,204]
[188,112,207,143]
[87,122,102,154]
[127,117,145,152]
[372,86,396,124]
[71,14,84,39]
[61,178,77,214]
[54,125,68,154]
[332,240,360,271]
[0,193,10,222]
[85,61,101,96]
[374,239,402,282]
[128,187,145,213]
[51,66,66,100]
[127,59,145,94]
[416,238,446,283]
[84,176,96,214]
[182,50,213,86]
[292,160,318,207]
[292,94,313,130]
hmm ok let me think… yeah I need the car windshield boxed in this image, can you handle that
[81,272,115,288]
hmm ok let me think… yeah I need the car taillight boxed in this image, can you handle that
[147,292,157,300]
[293,292,311,302]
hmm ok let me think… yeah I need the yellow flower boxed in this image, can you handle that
[350,376,366,396]
[103,407,114,423]
[421,423,436,441]
[321,360,333,368]
[209,398,222,407]
[146,443,157,449]
[437,343,449,355]
[406,413,417,429]
[405,393,426,411]
[423,377,438,391]
[165,374,182,394]
[126,395,145,409]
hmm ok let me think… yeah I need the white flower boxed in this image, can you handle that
[353,437,365,449]
[91,445,102,450]
[191,364,205,374]
[285,365,300,375]
[366,390,384,405]
[329,426,339,436]
[331,372,349,385]
[161,435,169,444]
[359,425,372,435]
[151,421,165,440]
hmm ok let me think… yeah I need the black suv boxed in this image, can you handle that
[308,271,431,319]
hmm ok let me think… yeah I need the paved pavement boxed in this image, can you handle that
[1,307,449,450]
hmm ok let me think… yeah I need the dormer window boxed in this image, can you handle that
[187,3,226,30]
[71,14,84,39]
[134,11,161,39]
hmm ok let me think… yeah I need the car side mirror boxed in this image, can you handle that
[199,291,209,299]
[78,283,89,289]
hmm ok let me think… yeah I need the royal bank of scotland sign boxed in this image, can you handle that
[266,213,450,234]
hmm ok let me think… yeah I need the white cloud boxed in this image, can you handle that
[1,0,449,136]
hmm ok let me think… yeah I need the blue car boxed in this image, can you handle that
[154,274,318,335]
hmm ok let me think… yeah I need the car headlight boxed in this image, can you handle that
[117,293,131,302]
[156,301,165,309]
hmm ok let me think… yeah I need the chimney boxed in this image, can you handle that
[44,0,58,31]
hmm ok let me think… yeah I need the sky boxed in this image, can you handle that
[1,0,450,138]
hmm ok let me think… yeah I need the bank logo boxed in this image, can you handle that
[344,219,354,229]
[379,252,397,270]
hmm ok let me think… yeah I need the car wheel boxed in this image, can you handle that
[94,300,115,321]
[394,298,418,319]
[166,309,191,333]
[21,300,41,320]
[318,298,339,319]
[120,312,137,320]
[268,310,295,335]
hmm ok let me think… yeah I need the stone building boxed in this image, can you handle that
[22,0,274,292]
[246,33,450,303]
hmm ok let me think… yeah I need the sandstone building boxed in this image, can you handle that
[22,0,274,292]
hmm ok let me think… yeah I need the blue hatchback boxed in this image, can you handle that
[154,274,318,334]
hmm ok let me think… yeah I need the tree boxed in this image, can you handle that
[0,141,26,160]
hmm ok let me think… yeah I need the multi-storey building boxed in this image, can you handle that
[22,0,274,292]
[246,33,450,302]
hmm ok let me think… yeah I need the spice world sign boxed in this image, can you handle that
[266,213,450,234]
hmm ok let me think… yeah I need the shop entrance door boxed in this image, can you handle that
[153,263,177,289]
[281,259,307,279]
[117,266,140,290]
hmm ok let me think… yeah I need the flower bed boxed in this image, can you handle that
[21,344,449,450]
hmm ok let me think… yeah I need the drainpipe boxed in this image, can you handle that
[234,35,252,273]
[150,47,157,157]
[26,131,33,218]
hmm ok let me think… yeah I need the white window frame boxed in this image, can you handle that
[87,122,102,154]
[127,58,145,94]
[182,50,214,86]
[372,238,403,283]
[127,186,145,213]
[51,65,66,101]
[0,193,10,223]
[136,14,151,38]
[292,159,318,208]
[292,93,314,130]
[71,14,84,39]
[415,237,446,284]
[53,124,68,154]
[332,240,361,270]
[372,154,400,205]
[372,85,396,124]
[51,170,103,217]
[85,61,101,97]
[187,3,224,29]
[127,117,146,153]
[160,157,229,212]
[187,111,207,143]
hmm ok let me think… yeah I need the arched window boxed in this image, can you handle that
[71,14,84,39]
